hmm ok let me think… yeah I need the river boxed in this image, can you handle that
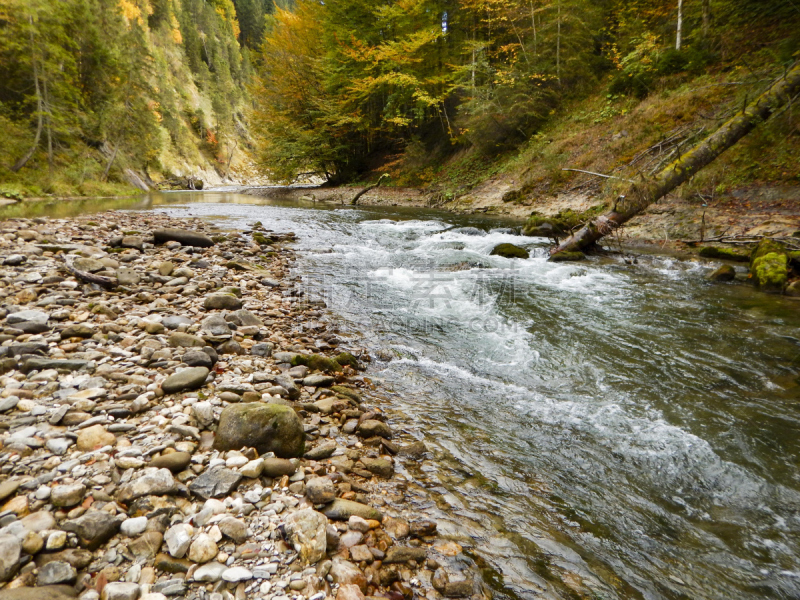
[5,191,800,600]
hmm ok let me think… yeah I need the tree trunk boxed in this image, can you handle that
[556,0,561,84]
[10,16,43,173]
[101,142,119,182]
[676,0,683,50]
[43,77,53,175]
[350,173,390,205]
[702,0,710,38]
[551,61,800,257]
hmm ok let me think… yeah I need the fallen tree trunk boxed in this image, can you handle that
[552,61,800,257]
[351,173,390,205]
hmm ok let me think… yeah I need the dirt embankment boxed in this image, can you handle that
[244,183,800,249]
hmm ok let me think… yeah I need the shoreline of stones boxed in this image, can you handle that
[0,213,488,600]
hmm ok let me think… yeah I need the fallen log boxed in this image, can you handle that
[351,173,390,205]
[552,61,800,257]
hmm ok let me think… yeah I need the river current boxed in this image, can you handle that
[6,191,800,600]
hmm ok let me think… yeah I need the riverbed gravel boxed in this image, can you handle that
[0,212,486,600]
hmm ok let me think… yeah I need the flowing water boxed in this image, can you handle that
[6,191,800,599]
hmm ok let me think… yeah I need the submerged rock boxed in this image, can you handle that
[549,251,586,262]
[708,264,736,281]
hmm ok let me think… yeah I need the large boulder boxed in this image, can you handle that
[214,403,305,457]
[749,237,794,293]
[153,228,214,248]
[750,238,789,293]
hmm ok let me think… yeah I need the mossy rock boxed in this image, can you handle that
[331,385,362,404]
[252,233,273,245]
[522,206,605,237]
[750,238,787,267]
[708,264,736,281]
[211,236,228,243]
[699,246,749,262]
[549,251,586,262]
[752,252,788,293]
[291,353,342,373]
[334,352,361,370]
[490,243,530,259]
[214,403,305,457]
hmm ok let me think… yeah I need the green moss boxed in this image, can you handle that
[699,246,749,262]
[708,264,736,281]
[489,243,530,259]
[752,252,788,293]
[522,206,605,237]
[291,353,342,373]
[334,352,361,370]
[252,233,273,245]
[750,238,787,266]
[549,251,586,262]
[331,385,362,403]
[212,235,228,243]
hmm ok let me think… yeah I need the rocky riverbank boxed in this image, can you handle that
[0,213,487,600]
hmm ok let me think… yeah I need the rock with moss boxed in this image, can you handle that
[252,233,273,245]
[331,386,361,404]
[749,238,791,293]
[291,354,342,373]
[214,403,305,457]
[549,251,586,262]
[752,252,788,293]
[522,206,605,238]
[489,243,529,259]
[786,281,800,297]
[334,352,361,370]
[750,238,787,267]
[699,246,749,262]
[708,265,736,281]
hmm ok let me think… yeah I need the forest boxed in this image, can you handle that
[0,0,268,198]
[251,0,800,187]
[0,0,798,196]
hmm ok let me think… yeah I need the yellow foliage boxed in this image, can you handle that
[119,0,142,24]
[171,27,182,44]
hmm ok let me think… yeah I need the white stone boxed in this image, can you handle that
[121,516,148,537]
[239,458,264,478]
[164,524,193,558]
[193,561,227,582]
[222,567,253,582]
[100,582,140,600]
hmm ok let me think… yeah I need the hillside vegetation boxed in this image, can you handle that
[251,0,800,203]
[0,0,267,199]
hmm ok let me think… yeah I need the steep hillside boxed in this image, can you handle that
[0,0,261,199]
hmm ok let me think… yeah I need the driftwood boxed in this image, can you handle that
[552,61,800,257]
[351,173,390,205]
[62,256,117,288]
[683,233,800,250]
